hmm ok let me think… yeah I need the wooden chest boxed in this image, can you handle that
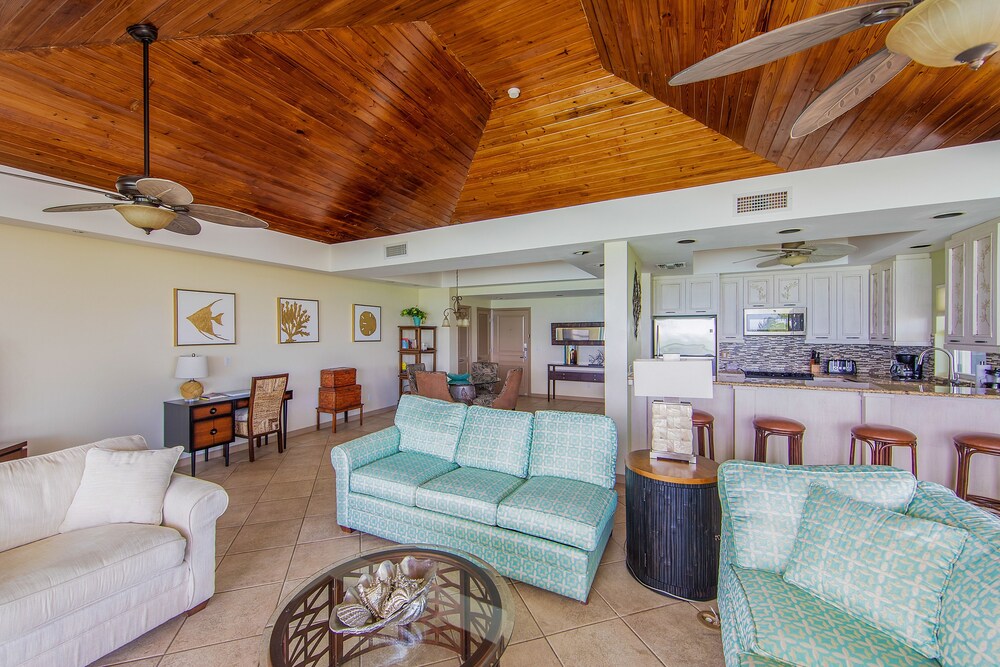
[320,367,357,388]
[319,384,361,411]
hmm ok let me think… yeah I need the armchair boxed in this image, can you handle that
[414,371,454,402]
[471,361,499,393]
[473,367,522,410]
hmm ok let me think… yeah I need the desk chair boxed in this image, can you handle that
[235,373,289,462]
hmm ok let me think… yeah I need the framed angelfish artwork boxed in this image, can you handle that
[174,289,236,346]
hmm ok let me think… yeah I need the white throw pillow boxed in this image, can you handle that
[59,446,184,532]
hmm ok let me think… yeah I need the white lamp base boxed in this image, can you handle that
[650,400,697,464]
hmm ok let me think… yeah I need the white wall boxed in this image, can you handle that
[604,241,643,473]
[0,223,417,455]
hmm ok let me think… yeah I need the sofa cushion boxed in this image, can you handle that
[351,452,457,506]
[497,476,616,551]
[731,566,938,667]
[784,485,967,659]
[718,461,916,573]
[0,523,186,643]
[455,407,533,477]
[528,411,617,488]
[415,467,525,525]
[395,395,468,461]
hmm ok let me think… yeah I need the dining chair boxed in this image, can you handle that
[235,373,289,462]
[405,363,426,394]
[414,371,454,402]
[471,361,500,394]
[473,367,523,410]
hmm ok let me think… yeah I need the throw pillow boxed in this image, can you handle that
[59,446,184,533]
[446,373,471,385]
[783,484,968,659]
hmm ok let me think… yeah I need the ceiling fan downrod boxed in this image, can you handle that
[126,23,158,178]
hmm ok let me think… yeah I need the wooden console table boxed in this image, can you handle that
[164,390,293,476]
[547,364,605,400]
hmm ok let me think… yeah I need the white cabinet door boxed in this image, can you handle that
[869,268,883,341]
[654,278,685,315]
[743,275,772,307]
[806,273,836,342]
[969,230,996,346]
[687,276,718,313]
[719,278,743,342]
[838,270,869,343]
[945,239,966,344]
[774,274,805,307]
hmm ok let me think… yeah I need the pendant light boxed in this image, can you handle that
[441,270,470,327]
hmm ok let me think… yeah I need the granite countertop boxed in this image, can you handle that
[714,373,1000,399]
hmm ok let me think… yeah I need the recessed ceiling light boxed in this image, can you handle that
[677,239,696,244]
[778,228,801,234]
[932,211,965,219]
[573,250,590,256]
[910,244,931,249]
[507,87,521,99]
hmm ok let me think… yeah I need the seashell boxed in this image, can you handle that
[375,560,394,583]
[380,586,414,618]
[335,602,373,628]
[355,579,390,616]
[398,555,433,579]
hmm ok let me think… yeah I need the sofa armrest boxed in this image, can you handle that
[161,473,229,608]
[330,426,400,525]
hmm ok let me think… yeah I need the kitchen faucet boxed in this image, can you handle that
[916,347,958,384]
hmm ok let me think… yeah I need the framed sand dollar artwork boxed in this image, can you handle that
[278,297,319,343]
[352,304,381,342]
[175,289,236,346]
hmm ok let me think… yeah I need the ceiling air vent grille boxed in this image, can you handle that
[735,189,790,215]
[384,243,407,259]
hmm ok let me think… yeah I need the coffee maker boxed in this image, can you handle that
[890,354,919,381]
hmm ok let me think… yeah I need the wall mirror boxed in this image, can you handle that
[551,322,605,346]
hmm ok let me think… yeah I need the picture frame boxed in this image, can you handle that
[174,289,236,346]
[278,297,319,343]
[352,304,381,342]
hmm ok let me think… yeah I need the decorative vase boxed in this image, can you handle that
[412,316,423,326]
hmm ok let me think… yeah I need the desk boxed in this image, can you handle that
[164,390,293,476]
[547,364,604,400]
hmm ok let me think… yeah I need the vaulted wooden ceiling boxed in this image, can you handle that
[0,0,996,243]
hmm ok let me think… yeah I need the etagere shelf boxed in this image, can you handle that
[398,325,437,395]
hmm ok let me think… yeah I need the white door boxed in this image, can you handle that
[477,309,492,361]
[456,307,471,374]
[492,308,530,395]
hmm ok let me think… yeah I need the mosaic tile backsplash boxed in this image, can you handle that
[719,339,937,379]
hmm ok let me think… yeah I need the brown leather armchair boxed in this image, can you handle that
[414,371,454,402]
[472,367,522,410]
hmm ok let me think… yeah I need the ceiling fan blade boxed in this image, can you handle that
[808,243,859,256]
[1,170,127,200]
[43,202,120,213]
[136,178,194,206]
[756,258,786,268]
[791,48,912,138]
[805,252,848,262]
[735,253,782,263]
[185,204,269,228]
[669,1,913,85]
[165,213,202,235]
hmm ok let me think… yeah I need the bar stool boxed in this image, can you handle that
[953,433,1000,512]
[692,409,716,460]
[753,417,805,465]
[849,424,918,476]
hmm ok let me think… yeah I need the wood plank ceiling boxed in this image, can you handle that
[0,0,996,242]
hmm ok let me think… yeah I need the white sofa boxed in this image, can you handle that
[0,435,229,667]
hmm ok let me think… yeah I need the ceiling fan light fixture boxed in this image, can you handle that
[777,254,810,267]
[115,203,176,233]
[886,0,1000,69]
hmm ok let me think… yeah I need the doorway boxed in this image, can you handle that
[491,308,531,395]
[456,306,471,374]
[477,309,492,362]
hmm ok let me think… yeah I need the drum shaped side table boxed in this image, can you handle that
[625,451,721,601]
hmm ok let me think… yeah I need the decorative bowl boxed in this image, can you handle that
[330,556,437,635]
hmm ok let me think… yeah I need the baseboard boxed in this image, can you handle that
[528,393,604,403]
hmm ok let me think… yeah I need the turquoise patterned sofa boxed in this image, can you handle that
[330,395,618,602]
[718,461,1000,667]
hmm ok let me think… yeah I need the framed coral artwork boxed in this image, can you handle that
[278,297,319,343]
[352,304,381,342]
[174,289,236,346]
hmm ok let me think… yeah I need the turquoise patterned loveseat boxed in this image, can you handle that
[330,395,618,601]
[718,460,999,667]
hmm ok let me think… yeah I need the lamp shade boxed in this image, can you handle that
[633,358,714,399]
[886,0,1000,68]
[115,203,176,231]
[174,354,208,380]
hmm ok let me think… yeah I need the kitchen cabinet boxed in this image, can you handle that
[869,255,931,346]
[743,275,772,307]
[652,275,719,315]
[806,273,836,342]
[946,222,998,349]
[718,278,743,342]
[838,269,869,343]
[774,274,806,307]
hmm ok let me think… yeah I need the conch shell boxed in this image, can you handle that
[330,556,438,633]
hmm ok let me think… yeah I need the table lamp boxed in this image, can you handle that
[175,354,209,401]
[633,357,714,463]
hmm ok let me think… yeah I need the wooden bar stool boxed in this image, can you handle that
[692,409,716,460]
[953,433,1000,512]
[753,417,805,465]
[849,424,918,476]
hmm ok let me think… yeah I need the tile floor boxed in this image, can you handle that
[90,396,724,667]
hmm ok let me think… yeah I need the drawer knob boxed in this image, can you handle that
[210,428,218,435]
[210,408,217,414]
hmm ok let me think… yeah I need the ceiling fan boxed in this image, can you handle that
[669,0,1000,137]
[737,241,858,268]
[0,23,267,236]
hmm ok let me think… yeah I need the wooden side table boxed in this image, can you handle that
[625,450,721,601]
[316,404,363,433]
[0,441,28,463]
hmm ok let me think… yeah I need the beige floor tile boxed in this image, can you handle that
[159,636,260,667]
[547,618,661,667]
[270,465,319,484]
[216,503,253,529]
[600,537,625,564]
[311,476,336,496]
[215,526,239,557]
[168,584,280,653]
[223,484,267,506]
[591,562,679,616]
[499,638,561,667]
[624,603,725,666]
[94,657,162,667]
[508,586,543,645]
[614,502,626,524]
[360,532,397,551]
[513,581,616,635]
[298,514,344,544]
[277,577,307,608]
[229,518,303,554]
[216,546,294,592]
[90,615,183,665]
[286,535,361,580]
[245,497,309,525]
[194,469,230,485]
[221,467,275,489]
[306,492,336,516]
[363,641,457,667]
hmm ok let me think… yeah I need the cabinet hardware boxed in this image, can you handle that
[210,429,217,435]
[975,340,988,344]
[210,408,217,414]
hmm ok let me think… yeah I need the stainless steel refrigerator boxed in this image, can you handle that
[652,315,718,375]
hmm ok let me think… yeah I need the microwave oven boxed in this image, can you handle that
[744,308,806,336]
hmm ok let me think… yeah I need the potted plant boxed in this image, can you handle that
[401,306,428,327]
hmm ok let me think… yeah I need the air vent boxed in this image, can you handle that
[735,189,790,215]
[657,262,686,270]
[384,243,408,259]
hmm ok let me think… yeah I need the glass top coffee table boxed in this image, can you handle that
[261,545,514,667]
